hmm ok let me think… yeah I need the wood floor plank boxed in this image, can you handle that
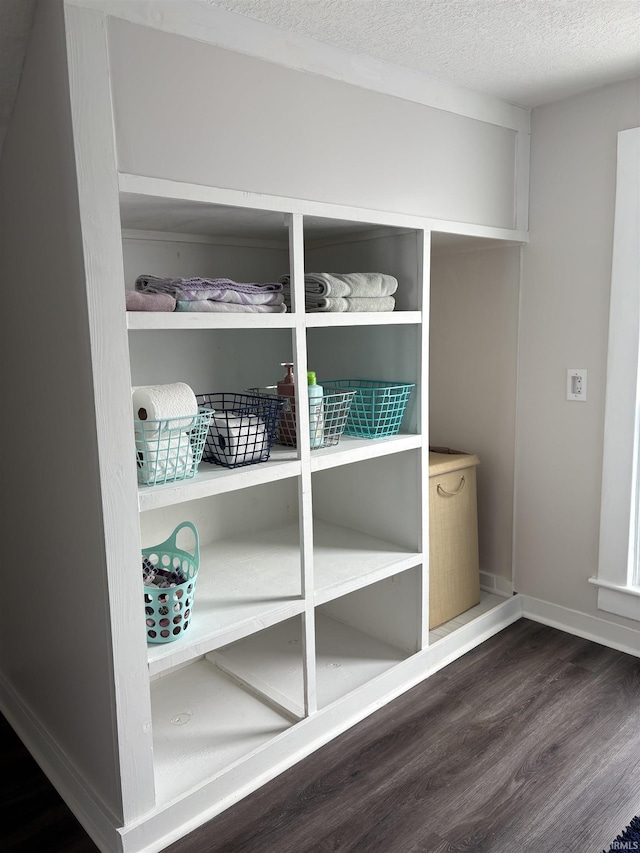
[301,660,594,851]
[176,686,471,853]
[3,619,639,853]
[430,651,640,852]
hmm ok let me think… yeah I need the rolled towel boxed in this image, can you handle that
[126,290,176,312]
[135,432,194,485]
[132,383,198,433]
[176,300,287,314]
[306,296,396,313]
[209,414,268,466]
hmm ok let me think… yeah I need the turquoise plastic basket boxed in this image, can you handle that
[142,522,199,644]
[322,380,415,438]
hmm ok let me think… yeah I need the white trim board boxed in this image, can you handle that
[5,594,639,853]
[596,127,640,621]
[65,0,530,133]
[588,578,640,622]
[64,3,157,818]
[521,595,640,658]
[0,676,121,853]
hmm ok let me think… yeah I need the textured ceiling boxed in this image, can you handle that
[207,0,640,106]
[0,0,638,165]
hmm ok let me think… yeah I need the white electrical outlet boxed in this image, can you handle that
[567,368,587,401]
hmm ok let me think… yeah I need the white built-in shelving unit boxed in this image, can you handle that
[115,174,523,832]
[121,174,432,806]
[0,6,529,850]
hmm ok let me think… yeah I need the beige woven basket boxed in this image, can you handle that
[429,449,480,628]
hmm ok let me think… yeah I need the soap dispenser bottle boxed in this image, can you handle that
[277,362,296,446]
[307,371,324,449]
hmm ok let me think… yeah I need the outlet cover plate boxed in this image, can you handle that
[567,368,587,401]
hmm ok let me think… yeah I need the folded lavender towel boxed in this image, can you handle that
[279,272,398,299]
[126,290,176,312]
[136,275,283,299]
[178,289,284,306]
[306,296,396,313]
[176,300,287,314]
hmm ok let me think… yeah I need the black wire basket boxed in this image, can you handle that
[195,392,284,468]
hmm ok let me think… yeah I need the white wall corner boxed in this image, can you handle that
[479,571,514,597]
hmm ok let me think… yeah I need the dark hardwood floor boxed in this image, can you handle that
[3,619,639,852]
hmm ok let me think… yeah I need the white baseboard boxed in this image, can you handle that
[119,595,522,852]
[0,675,123,853]
[4,594,636,853]
[521,595,640,658]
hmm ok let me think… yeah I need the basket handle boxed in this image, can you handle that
[437,476,466,497]
[156,521,200,560]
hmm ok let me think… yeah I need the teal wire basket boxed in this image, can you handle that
[134,407,214,486]
[142,522,199,644]
[322,380,415,438]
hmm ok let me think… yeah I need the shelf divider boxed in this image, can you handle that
[290,211,318,717]
[146,527,304,676]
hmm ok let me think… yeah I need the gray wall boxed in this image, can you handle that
[430,245,520,581]
[107,17,517,229]
[515,76,640,627]
[0,0,122,820]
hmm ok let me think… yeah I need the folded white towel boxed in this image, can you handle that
[279,272,398,299]
[306,296,396,313]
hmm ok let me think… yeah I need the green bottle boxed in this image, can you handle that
[308,371,324,449]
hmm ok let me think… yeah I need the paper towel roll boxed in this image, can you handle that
[132,383,198,431]
[135,432,194,484]
[210,415,267,466]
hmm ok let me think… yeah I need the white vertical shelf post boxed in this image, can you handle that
[64,4,156,819]
[419,229,431,650]
[289,213,317,715]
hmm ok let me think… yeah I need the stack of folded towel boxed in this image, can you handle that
[135,275,286,313]
[278,272,398,313]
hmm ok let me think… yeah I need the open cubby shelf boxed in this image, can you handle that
[123,184,430,801]
[151,658,293,806]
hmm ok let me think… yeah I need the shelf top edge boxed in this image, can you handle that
[118,173,529,245]
[126,311,421,330]
[126,312,296,330]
